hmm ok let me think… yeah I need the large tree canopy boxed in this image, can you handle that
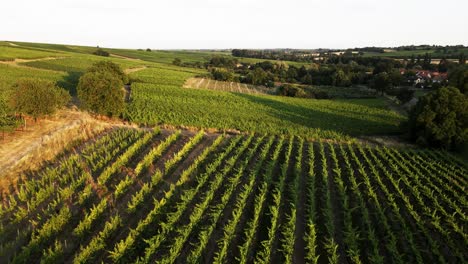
[9,78,70,120]
[448,64,468,94]
[87,61,129,84]
[0,90,18,132]
[408,87,468,150]
[77,70,125,117]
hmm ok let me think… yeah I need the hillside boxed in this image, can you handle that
[0,41,466,264]
[1,128,467,263]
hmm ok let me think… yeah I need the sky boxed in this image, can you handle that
[1,0,467,49]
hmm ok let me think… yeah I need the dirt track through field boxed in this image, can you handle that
[0,57,66,72]
[110,53,143,62]
[124,66,147,74]
[0,110,136,194]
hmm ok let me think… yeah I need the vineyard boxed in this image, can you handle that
[0,127,466,263]
[184,77,273,95]
[126,78,404,139]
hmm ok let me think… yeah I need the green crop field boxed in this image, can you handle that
[0,46,63,61]
[0,43,405,139]
[0,128,466,263]
[109,49,228,64]
[184,77,273,95]
[20,55,146,73]
[0,64,66,88]
[1,41,466,264]
[126,67,404,140]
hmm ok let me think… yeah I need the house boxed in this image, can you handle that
[400,69,448,87]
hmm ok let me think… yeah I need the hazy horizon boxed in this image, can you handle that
[2,0,467,50]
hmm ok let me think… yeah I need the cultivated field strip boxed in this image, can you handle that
[0,128,466,263]
[184,77,273,95]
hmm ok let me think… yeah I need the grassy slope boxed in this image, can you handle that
[0,64,66,89]
[9,41,310,67]
[19,55,146,73]
[126,67,404,140]
[0,41,404,140]
[0,46,64,61]
[362,47,468,58]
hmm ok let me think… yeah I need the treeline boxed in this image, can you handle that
[406,53,466,71]
[232,49,320,62]
[232,46,468,62]
[207,56,399,88]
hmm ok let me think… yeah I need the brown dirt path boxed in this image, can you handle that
[0,109,137,195]
[109,53,143,61]
[124,66,147,74]
[0,57,67,74]
[0,57,66,66]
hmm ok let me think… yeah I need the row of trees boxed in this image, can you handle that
[0,61,127,136]
[207,54,465,99]
[209,59,391,88]
[232,46,467,61]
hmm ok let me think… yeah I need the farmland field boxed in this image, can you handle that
[126,68,404,140]
[0,45,64,62]
[184,77,273,95]
[1,40,467,264]
[0,43,404,140]
[0,128,466,263]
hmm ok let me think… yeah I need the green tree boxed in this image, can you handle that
[77,71,125,117]
[459,53,466,65]
[388,69,403,86]
[210,68,235,82]
[370,72,391,95]
[93,48,110,57]
[407,87,468,150]
[87,61,129,84]
[448,65,468,94]
[173,58,182,66]
[0,91,19,136]
[9,79,70,122]
[422,52,432,69]
[302,73,313,85]
[438,58,449,73]
[332,69,351,87]
[246,68,269,85]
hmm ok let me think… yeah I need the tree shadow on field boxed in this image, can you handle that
[232,93,402,136]
[57,71,81,96]
[314,100,406,123]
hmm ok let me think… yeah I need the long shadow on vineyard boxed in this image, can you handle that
[233,93,402,137]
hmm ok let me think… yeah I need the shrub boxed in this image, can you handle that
[210,68,235,82]
[9,79,70,121]
[93,48,110,57]
[173,58,182,66]
[277,85,329,99]
[277,85,307,98]
[77,71,125,117]
[311,90,330,99]
[407,86,468,150]
[387,87,415,103]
